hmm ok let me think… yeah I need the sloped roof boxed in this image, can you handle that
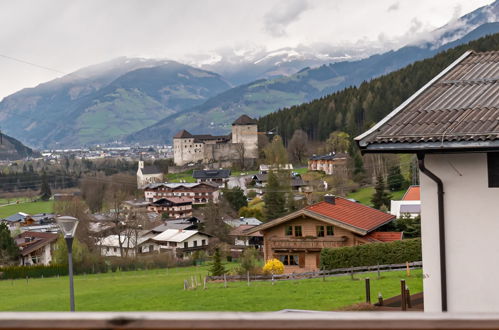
[356,51,499,153]
[229,225,263,237]
[2,212,28,222]
[232,115,257,125]
[151,197,192,206]
[246,197,395,236]
[402,186,421,201]
[309,153,348,161]
[364,231,403,242]
[174,130,193,138]
[141,165,161,175]
[152,229,209,243]
[192,169,231,179]
[16,231,58,256]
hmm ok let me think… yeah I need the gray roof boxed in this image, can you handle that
[2,212,28,222]
[400,204,421,214]
[141,165,161,175]
[193,169,231,179]
[356,51,499,153]
[309,153,347,161]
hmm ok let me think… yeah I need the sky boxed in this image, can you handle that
[0,0,494,100]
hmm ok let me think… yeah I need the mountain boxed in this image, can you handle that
[127,24,499,145]
[0,58,231,148]
[257,33,499,143]
[0,132,40,160]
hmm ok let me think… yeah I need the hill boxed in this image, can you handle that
[257,33,499,143]
[0,132,40,160]
[127,24,499,144]
[0,58,231,148]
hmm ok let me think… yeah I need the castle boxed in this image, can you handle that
[173,115,258,166]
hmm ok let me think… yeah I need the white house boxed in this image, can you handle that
[15,231,58,266]
[137,161,163,189]
[390,186,421,218]
[356,50,499,313]
[151,229,211,259]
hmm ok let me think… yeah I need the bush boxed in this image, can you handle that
[0,264,67,279]
[262,258,284,275]
[320,238,421,269]
[234,247,262,275]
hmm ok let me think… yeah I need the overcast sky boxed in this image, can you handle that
[0,0,493,99]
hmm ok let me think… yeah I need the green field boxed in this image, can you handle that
[0,200,54,218]
[0,266,422,311]
[347,187,405,206]
[166,170,197,183]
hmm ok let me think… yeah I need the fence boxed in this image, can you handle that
[206,261,422,282]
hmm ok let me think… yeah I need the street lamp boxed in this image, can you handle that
[56,216,79,312]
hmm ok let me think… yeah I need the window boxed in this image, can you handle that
[194,240,198,247]
[488,153,499,187]
[184,242,188,248]
[285,225,293,236]
[316,226,325,237]
[113,247,117,252]
[202,239,206,246]
[327,226,334,236]
[294,226,302,237]
[277,254,299,266]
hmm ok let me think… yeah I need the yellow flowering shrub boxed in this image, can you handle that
[262,258,284,275]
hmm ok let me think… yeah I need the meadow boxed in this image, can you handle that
[0,266,422,312]
[0,200,54,218]
[347,187,405,206]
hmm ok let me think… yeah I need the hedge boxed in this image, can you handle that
[0,264,68,280]
[320,238,421,269]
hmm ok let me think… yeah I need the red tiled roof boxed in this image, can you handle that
[305,198,395,232]
[365,231,403,242]
[402,186,420,201]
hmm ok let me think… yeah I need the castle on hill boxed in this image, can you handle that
[173,115,258,166]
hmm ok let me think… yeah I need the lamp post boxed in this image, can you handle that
[56,216,79,312]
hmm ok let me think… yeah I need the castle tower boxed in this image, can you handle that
[231,115,258,159]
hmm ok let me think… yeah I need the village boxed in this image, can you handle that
[1,1,499,328]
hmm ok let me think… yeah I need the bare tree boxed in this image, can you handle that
[287,129,309,164]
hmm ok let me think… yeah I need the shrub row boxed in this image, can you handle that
[0,264,68,279]
[320,238,422,269]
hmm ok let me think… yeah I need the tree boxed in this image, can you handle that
[52,235,88,265]
[262,258,284,275]
[263,135,288,166]
[209,248,226,276]
[39,173,52,201]
[263,171,286,220]
[222,187,247,212]
[387,165,405,191]
[237,247,261,275]
[0,223,20,265]
[199,201,231,243]
[287,129,308,164]
[326,131,350,154]
[54,198,95,251]
[370,175,392,210]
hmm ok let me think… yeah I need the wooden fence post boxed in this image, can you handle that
[365,278,371,304]
[224,274,227,288]
[378,293,383,306]
[203,276,207,290]
[247,272,250,286]
[400,279,407,311]
[377,263,380,279]
[406,262,410,277]
[272,274,275,285]
[406,286,412,309]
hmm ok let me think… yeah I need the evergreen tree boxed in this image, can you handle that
[263,171,286,220]
[222,187,247,212]
[209,248,226,276]
[39,173,52,201]
[371,174,392,210]
[0,223,20,265]
[387,165,405,191]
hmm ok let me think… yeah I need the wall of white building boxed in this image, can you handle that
[421,153,499,312]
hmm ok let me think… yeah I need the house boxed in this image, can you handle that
[143,182,220,205]
[173,115,258,166]
[229,225,263,248]
[308,152,347,175]
[224,217,262,227]
[245,195,399,273]
[122,199,150,211]
[151,229,212,259]
[147,197,193,218]
[15,231,59,266]
[1,212,28,230]
[98,232,160,257]
[259,164,293,174]
[390,186,421,218]
[150,217,201,232]
[137,160,163,189]
[355,50,499,313]
[192,169,231,187]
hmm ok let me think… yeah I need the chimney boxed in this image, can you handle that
[324,194,336,205]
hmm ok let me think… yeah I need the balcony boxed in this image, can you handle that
[269,237,347,250]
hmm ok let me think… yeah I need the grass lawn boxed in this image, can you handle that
[347,187,406,206]
[0,200,54,218]
[0,266,422,311]
[166,170,196,183]
[0,197,32,205]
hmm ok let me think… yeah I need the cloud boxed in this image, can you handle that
[387,2,399,11]
[263,0,311,37]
